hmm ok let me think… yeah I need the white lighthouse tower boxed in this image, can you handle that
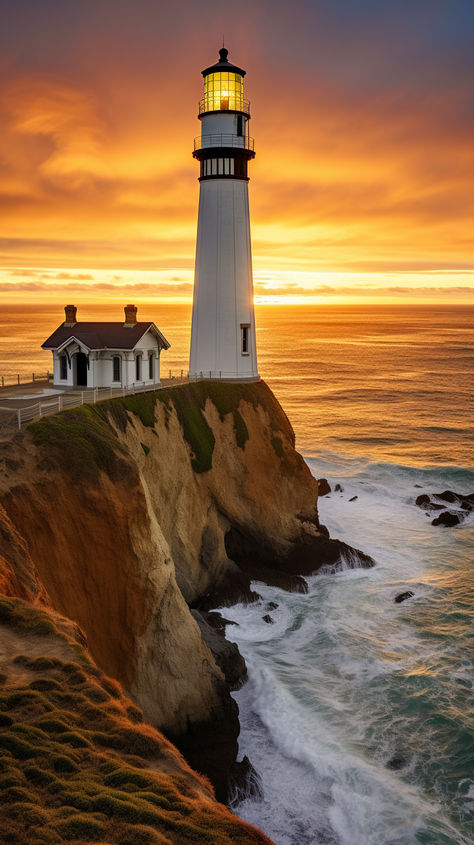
[189,47,259,382]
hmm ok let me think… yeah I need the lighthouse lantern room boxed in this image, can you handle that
[189,48,259,381]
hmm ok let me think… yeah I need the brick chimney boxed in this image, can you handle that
[124,304,137,326]
[64,304,77,326]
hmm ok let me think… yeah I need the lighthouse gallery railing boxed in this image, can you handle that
[194,134,254,152]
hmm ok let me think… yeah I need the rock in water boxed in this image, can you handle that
[262,614,274,624]
[437,490,459,503]
[416,490,473,513]
[394,591,414,603]
[432,512,461,527]
[228,755,264,804]
[318,478,331,496]
[335,483,344,492]
[349,495,358,502]
[386,756,406,770]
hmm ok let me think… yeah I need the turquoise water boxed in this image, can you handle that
[217,306,474,845]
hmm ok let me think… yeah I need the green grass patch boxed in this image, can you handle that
[29,402,130,484]
[140,441,150,456]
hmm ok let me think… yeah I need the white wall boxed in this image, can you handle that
[189,178,258,380]
[200,113,246,146]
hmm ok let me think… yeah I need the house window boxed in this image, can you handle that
[135,354,142,381]
[113,356,121,382]
[241,324,250,355]
[59,354,67,380]
[148,353,154,380]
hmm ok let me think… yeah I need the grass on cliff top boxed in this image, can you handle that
[110,380,292,472]
[29,403,132,485]
[29,381,292,480]
[0,595,272,845]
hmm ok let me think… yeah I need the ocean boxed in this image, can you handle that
[1,303,473,844]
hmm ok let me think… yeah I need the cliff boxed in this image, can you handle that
[0,380,370,836]
[0,593,272,844]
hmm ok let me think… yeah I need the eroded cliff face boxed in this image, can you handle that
[0,381,368,803]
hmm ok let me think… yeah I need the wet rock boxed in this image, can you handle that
[190,610,247,691]
[416,490,473,516]
[335,483,344,492]
[394,591,414,604]
[432,511,460,527]
[266,601,278,611]
[386,756,406,770]
[228,755,263,804]
[168,695,240,804]
[437,490,459,503]
[262,614,274,624]
[414,484,423,488]
[201,611,238,632]
[318,523,330,538]
[349,495,358,502]
[224,524,374,584]
[317,478,331,496]
[196,559,261,611]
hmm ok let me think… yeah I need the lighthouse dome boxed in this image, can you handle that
[202,47,246,78]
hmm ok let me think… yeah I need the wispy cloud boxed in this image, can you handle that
[0,0,472,300]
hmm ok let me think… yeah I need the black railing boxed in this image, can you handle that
[198,97,250,116]
[194,134,254,152]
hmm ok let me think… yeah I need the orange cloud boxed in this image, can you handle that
[0,0,473,303]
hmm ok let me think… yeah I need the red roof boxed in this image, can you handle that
[42,322,170,351]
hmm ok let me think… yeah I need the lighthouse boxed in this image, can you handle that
[189,47,259,382]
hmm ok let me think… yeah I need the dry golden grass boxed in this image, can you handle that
[0,596,273,845]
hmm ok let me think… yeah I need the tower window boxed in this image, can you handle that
[237,115,243,136]
[59,354,67,380]
[112,356,121,382]
[241,324,250,355]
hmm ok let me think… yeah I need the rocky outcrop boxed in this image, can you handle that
[0,380,371,802]
[415,490,473,527]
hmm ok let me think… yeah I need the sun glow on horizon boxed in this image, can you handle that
[0,2,472,309]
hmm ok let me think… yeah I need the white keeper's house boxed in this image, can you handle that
[42,304,170,390]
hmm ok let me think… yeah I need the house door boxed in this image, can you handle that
[76,353,88,387]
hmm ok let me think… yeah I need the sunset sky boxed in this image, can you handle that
[1,0,473,305]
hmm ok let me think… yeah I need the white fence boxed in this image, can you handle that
[0,377,188,435]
